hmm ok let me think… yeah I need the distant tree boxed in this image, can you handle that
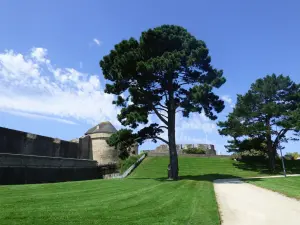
[285,152,300,160]
[100,25,226,180]
[218,74,300,172]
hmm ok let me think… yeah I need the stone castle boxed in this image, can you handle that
[0,121,136,184]
[0,121,216,184]
[147,143,216,156]
[71,121,138,165]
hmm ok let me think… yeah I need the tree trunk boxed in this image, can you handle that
[266,118,276,172]
[167,78,179,180]
[267,144,276,172]
[168,112,178,180]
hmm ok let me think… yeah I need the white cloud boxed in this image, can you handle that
[0,47,120,126]
[156,110,218,146]
[93,38,102,46]
[31,47,50,64]
[178,112,216,133]
[0,109,77,125]
[0,50,40,79]
[221,95,235,108]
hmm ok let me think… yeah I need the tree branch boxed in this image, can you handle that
[154,136,169,145]
[158,125,168,130]
[178,82,189,86]
[157,102,168,109]
[153,106,168,125]
[273,128,289,150]
[136,135,169,145]
[155,107,168,113]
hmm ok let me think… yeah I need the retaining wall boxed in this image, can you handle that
[0,153,97,168]
[0,153,117,185]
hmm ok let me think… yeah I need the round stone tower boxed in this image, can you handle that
[85,121,118,165]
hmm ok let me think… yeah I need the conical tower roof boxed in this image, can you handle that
[85,121,117,135]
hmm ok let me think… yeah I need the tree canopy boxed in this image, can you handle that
[100,25,226,179]
[218,74,300,171]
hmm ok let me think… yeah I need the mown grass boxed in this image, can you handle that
[246,176,300,200]
[0,156,296,225]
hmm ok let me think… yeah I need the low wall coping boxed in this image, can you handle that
[120,154,146,178]
[109,154,146,179]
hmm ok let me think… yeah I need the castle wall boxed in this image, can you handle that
[0,127,119,184]
[89,133,118,165]
[0,127,88,159]
[79,135,92,159]
[0,153,117,185]
[152,143,217,155]
[147,152,228,157]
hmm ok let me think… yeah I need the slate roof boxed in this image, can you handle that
[85,121,117,135]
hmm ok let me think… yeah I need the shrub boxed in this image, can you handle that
[183,147,206,154]
[230,153,241,161]
[139,150,148,157]
[230,150,268,163]
[120,155,139,173]
[285,152,300,160]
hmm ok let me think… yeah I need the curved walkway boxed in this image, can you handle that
[214,176,300,225]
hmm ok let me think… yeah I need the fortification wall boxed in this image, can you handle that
[0,127,91,159]
[0,153,97,168]
[0,153,117,185]
[0,127,119,184]
[152,143,217,155]
[147,152,229,157]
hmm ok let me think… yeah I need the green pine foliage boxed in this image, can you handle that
[100,25,226,179]
[218,74,300,171]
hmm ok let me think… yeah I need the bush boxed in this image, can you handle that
[182,147,206,154]
[120,155,139,173]
[230,150,268,163]
[119,153,147,173]
[285,152,300,160]
[139,150,148,157]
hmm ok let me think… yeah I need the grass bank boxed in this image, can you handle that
[246,176,300,200]
[0,156,298,225]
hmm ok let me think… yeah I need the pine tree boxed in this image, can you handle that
[100,25,226,179]
[218,74,300,171]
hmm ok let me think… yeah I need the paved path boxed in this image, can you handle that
[214,176,300,225]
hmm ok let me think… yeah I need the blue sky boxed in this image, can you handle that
[1,0,300,154]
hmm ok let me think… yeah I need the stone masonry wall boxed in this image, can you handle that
[89,133,118,165]
[0,127,90,159]
[0,127,119,185]
[152,143,216,155]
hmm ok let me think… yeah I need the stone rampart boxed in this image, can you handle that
[0,153,117,185]
[0,153,97,168]
[0,127,91,159]
[147,152,229,157]
[152,143,217,155]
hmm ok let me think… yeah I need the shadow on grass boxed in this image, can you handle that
[233,160,300,175]
[129,174,242,182]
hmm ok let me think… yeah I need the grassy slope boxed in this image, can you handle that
[246,176,300,200]
[0,157,283,225]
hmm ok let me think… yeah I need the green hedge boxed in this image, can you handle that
[182,147,206,154]
[230,150,268,163]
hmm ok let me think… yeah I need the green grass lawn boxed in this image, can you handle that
[246,176,300,200]
[0,156,297,225]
